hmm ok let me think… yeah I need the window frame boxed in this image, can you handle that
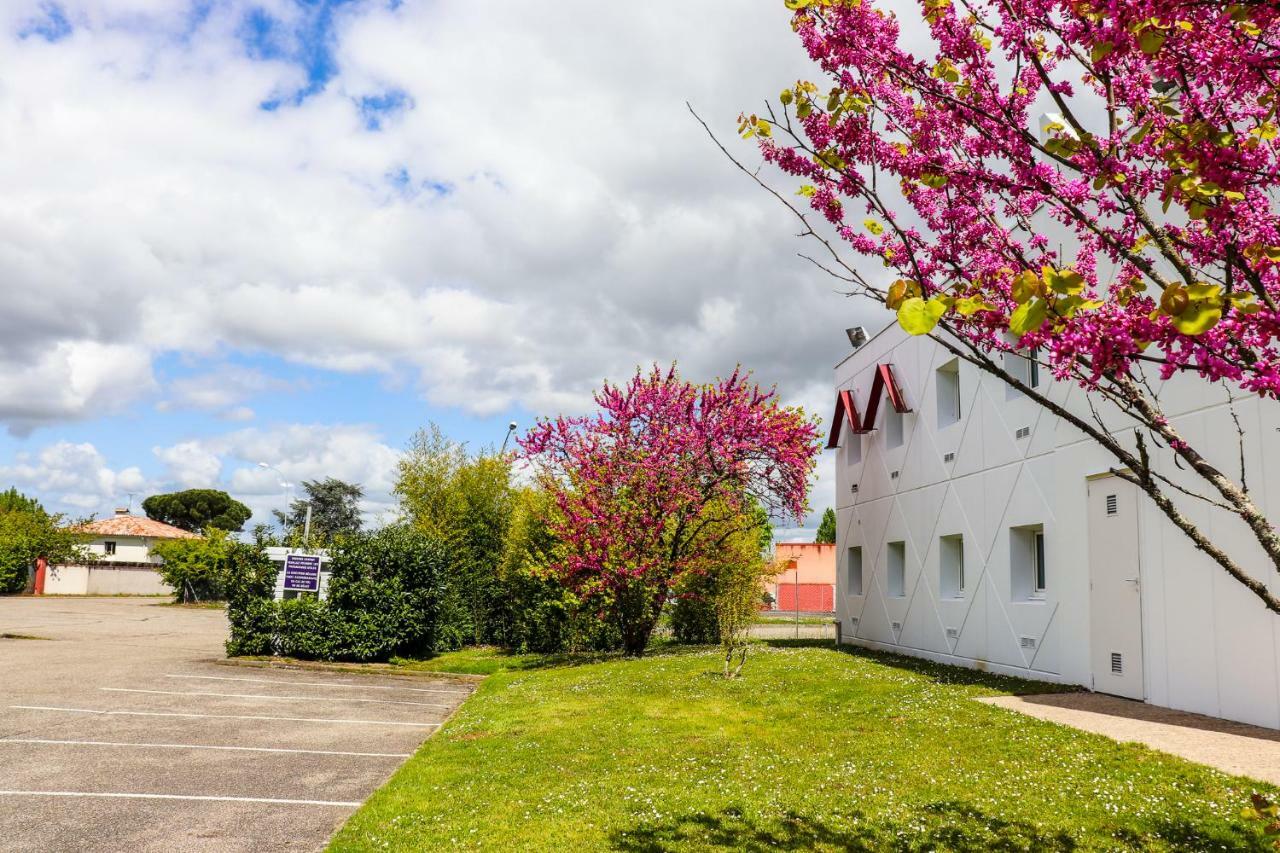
[1032,530,1046,596]
[846,545,864,596]
[886,540,906,598]
[936,358,961,428]
[103,541,117,556]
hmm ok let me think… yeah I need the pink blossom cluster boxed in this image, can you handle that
[518,365,819,600]
[759,0,1280,394]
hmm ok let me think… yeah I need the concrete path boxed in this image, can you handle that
[0,597,474,852]
[979,692,1280,786]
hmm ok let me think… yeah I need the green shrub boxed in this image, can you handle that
[224,524,450,663]
[222,541,282,656]
[669,572,719,645]
[0,495,89,594]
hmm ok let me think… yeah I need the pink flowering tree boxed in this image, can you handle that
[719,0,1280,612]
[519,365,820,655]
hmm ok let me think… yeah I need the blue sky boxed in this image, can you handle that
[0,0,881,536]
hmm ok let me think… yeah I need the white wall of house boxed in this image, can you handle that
[84,535,162,564]
[44,563,170,595]
[834,324,1280,729]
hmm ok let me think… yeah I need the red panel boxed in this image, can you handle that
[776,583,835,613]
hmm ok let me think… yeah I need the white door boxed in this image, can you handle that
[1088,475,1144,700]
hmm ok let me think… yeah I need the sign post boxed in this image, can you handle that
[283,553,321,594]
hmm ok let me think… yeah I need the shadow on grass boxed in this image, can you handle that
[608,802,1081,852]
[761,638,1076,695]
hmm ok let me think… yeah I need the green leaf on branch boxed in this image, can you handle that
[864,218,884,235]
[955,295,996,316]
[897,297,947,335]
[1090,41,1115,63]
[1043,266,1085,295]
[1173,302,1222,335]
[1138,29,1167,55]
[1009,299,1050,335]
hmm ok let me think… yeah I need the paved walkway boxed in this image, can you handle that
[979,692,1280,786]
[0,597,474,852]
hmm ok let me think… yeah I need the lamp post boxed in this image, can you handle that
[257,461,293,525]
[500,421,518,454]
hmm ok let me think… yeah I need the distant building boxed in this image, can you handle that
[767,542,836,613]
[42,508,199,595]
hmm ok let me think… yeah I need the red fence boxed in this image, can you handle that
[775,583,834,613]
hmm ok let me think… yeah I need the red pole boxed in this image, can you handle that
[34,555,47,595]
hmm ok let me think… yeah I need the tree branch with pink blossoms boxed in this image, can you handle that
[518,365,820,655]
[722,0,1280,613]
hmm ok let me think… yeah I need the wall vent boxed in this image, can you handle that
[1111,652,1123,674]
[849,617,859,630]
[945,627,959,640]
[890,470,900,480]
[1016,426,1031,440]
[1106,494,1118,515]
[943,451,955,463]
[1019,636,1037,650]
[890,621,902,636]
[850,484,859,494]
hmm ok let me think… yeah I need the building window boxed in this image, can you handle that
[885,407,904,449]
[843,424,862,466]
[939,534,964,599]
[1034,530,1046,594]
[104,541,117,556]
[887,540,906,597]
[936,358,961,428]
[846,546,863,596]
[1010,525,1046,600]
[1004,347,1041,397]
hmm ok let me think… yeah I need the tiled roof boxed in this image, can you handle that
[78,514,202,540]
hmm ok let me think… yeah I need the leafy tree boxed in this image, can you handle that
[151,529,234,603]
[0,489,89,594]
[671,497,772,645]
[815,508,836,545]
[521,365,820,656]
[395,424,515,647]
[274,478,364,542]
[736,0,1280,613]
[142,489,252,533]
[0,487,44,516]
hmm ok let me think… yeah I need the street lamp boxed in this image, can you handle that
[257,461,293,512]
[500,421,518,454]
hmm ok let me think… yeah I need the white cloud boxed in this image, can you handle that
[0,441,150,514]
[0,1,882,442]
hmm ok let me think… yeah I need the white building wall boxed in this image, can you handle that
[84,535,160,564]
[834,325,1280,728]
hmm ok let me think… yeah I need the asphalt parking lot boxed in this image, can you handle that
[0,597,474,852]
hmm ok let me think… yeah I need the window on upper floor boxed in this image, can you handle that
[842,423,862,466]
[936,358,961,428]
[846,546,863,596]
[104,541,117,556]
[885,407,904,449]
[1004,347,1041,398]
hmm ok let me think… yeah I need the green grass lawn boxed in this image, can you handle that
[332,641,1273,851]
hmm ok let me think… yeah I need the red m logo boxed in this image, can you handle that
[826,364,912,449]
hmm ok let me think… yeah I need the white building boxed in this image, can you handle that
[832,324,1280,729]
[43,509,200,595]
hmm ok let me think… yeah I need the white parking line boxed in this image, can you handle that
[10,705,440,728]
[166,672,469,696]
[0,739,410,758]
[102,687,451,709]
[0,790,360,807]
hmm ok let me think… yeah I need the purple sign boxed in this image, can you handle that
[283,553,321,592]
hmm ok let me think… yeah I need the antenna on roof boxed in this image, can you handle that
[125,492,138,513]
